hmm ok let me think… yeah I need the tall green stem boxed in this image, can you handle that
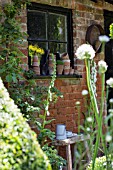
[100,73,108,168]
[85,59,99,118]
[85,59,100,170]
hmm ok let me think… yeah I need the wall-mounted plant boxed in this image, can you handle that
[0,0,30,84]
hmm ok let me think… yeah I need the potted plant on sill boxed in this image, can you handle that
[56,60,64,75]
[29,44,44,75]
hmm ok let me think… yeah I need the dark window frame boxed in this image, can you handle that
[27,3,74,68]
[105,0,113,4]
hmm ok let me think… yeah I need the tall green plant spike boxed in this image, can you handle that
[0,77,51,170]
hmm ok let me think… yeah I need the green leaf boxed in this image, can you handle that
[44,119,55,125]
[39,115,45,119]
[0,68,5,73]
[6,74,12,82]
[12,75,17,83]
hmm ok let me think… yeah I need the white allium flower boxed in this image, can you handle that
[87,117,93,122]
[105,134,112,142]
[47,111,50,116]
[75,44,95,60]
[106,78,113,88]
[75,101,80,105]
[82,90,88,96]
[103,162,107,166]
[99,35,110,42]
[108,109,113,114]
[109,98,113,103]
[86,127,90,132]
[111,162,113,168]
[98,60,108,73]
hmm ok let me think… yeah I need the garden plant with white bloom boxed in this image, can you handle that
[82,89,88,96]
[75,44,95,60]
[74,23,113,170]
[106,77,113,88]
[99,35,110,43]
[98,60,108,74]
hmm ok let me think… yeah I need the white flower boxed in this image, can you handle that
[98,60,108,73]
[105,134,112,142]
[111,162,113,168]
[75,101,80,105]
[75,44,95,60]
[109,98,113,103]
[108,109,113,114]
[47,111,50,116]
[99,35,110,42]
[103,162,107,166]
[82,90,88,96]
[60,95,63,98]
[106,78,113,88]
[86,117,93,122]
[86,127,90,132]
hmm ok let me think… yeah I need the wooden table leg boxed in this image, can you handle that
[66,144,72,170]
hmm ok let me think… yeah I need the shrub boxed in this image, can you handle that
[0,78,51,170]
[87,156,107,170]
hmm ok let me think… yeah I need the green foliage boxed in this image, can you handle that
[33,56,66,169]
[109,23,113,39]
[87,156,110,170]
[42,144,66,170]
[56,60,64,65]
[87,155,113,170]
[0,0,29,83]
[8,66,65,169]
[0,77,51,170]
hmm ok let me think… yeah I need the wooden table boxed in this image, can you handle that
[53,134,91,170]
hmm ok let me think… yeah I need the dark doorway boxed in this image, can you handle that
[104,10,113,114]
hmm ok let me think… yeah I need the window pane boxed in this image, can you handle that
[48,13,67,41]
[27,11,46,39]
[49,42,67,53]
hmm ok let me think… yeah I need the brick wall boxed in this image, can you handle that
[25,0,113,134]
[1,0,113,155]
[1,0,112,129]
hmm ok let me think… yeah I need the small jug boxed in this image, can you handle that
[56,124,67,140]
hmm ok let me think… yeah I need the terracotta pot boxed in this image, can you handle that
[57,65,64,75]
[69,67,74,75]
[61,52,69,60]
[33,54,38,62]
[64,68,70,75]
[32,54,40,66]
[32,62,39,67]
[63,59,70,69]
[48,67,54,75]
[33,66,40,75]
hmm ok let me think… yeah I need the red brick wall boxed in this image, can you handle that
[1,0,112,159]
[1,0,112,132]
[24,0,112,134]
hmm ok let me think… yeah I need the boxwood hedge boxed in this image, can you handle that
[0,78,51,170]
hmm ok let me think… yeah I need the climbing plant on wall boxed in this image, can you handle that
[0,0,30,83]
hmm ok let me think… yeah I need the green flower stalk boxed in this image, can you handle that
[109,23,113,39]
[75,44,109,170]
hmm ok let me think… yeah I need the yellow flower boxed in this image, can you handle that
[28,44,45,63]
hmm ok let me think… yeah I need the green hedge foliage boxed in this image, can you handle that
[0,78,51,170]
[87,156,106,170]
